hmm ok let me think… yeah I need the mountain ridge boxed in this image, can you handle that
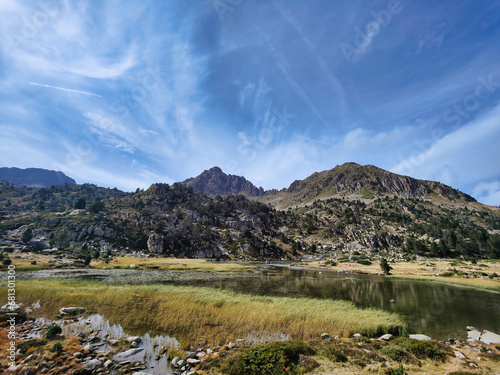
[0,167,76,187]
[266,162,475,207]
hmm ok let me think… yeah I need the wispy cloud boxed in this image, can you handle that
[29,82,102,97]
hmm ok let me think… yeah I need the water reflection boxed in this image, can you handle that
[36,314,179,375]
[176,265,500,340]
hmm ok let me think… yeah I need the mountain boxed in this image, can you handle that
[1,164,499,261]
[262,163,475,208]
[183,166,265,197]
[0,167,76,187]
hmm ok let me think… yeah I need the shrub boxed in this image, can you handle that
[355,259,372,266]
[18,339,47,354]
[31,260,37,265]
[380,258,392,275]
[2,258,12,266]
[386,363,408,375]
[46,324,62,339]
[327,347,348,363]
[224,340,314,375]
[382,346,411,362]
[324,260,337,266]
[51,342,63,353]
[392,338,450,361]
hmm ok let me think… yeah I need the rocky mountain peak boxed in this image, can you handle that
[183,167,265,197]
[284,163,475,204]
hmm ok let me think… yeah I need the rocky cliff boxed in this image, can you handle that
[183,167,264,197]
[264,163,475,207]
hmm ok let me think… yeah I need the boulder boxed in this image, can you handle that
[320,333,331,340]
[466,326,477,331]
[467,330,481,341]
[379,334,394,341]
[453,350,465,359]
[147,233,164,254]
[28,240,51,251]
[409,334,432,341]
[126,336,142,344]
[480,330,500,345]
[83,359,102,371]
[113,348,144,362]
[59,307,85,316]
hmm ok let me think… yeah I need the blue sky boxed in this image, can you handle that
[1,0,500,205]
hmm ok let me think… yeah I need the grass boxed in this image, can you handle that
[388,275,500,292]
[11,279,405,347]
[297,259,500,292]
[4,255,257,272]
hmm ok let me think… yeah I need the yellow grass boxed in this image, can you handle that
[296,259,500,291]
[101,256,255,272]
[11,279,405,347]
[4,255,255,272]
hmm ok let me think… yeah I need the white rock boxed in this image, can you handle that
[379,334,394,341]
[409,334,432,341]
[83,359,102,371]
[480,330,500,345]
[113,348,144,362]
[453,350,465,359]
[467,330,481,341]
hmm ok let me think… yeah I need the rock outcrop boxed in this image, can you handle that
[183,166,265,197]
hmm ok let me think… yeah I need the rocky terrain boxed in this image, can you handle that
[1,302,499,375]
[183,167,264,197]
[0,163,499,263]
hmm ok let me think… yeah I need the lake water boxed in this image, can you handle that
[175,265,500,341]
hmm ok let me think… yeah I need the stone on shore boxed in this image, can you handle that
[113,348,145,362]
[467,330,481,341]
[409,334,432,341]
[59,307,85,316]
[379,334,394,341]
[83,359,102,371]
[480,330,500,345]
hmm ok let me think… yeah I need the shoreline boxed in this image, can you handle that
[287,259,500,292]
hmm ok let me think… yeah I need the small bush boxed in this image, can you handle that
[298,354,319,372]
[225,340,315,375]
[382,346,412,362]
[51,342,63,353]
[324,260,337,266]
[327,347,348,363]
[2,258,12,266]
[392,338,450,361]
[355,259,372,266]
[386,363,408,375]
[46,324,62,339]
[31,260,37,265]
[18,339,47,354]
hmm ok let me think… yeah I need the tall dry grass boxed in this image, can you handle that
[12,279,405,347]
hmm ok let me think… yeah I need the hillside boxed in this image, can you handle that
[0,167,76,187]
[0,163,499,263]
[183,166,264,197]
[261,163,475,209]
